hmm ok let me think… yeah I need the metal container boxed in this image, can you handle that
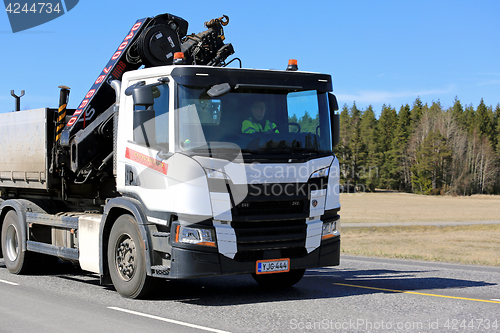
[0,108,52,190]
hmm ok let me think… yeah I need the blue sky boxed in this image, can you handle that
[1,0,499,117]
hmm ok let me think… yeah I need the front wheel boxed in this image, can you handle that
[107,215,155,298]
[252,268,306,288]
[1,210,33,274]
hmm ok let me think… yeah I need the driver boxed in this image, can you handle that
[241,101,279,133]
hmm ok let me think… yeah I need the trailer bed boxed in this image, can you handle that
[0,108,54,190]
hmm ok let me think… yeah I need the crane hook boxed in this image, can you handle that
[205,15,229,28]
[220,15,229,26]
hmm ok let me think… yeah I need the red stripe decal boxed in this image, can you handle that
[125,148,168,175]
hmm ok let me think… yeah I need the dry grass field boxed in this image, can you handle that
[340,192,500,223]
[339,192,500,266]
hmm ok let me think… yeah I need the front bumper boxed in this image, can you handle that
[167,235,340,279]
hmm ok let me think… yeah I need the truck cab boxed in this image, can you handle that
[115,64,341,284]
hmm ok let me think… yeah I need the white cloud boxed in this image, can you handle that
[336,86,454,106]
[477,79,500,87]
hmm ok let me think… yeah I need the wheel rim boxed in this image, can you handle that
[114,234,137,281]
[5,224,19,262]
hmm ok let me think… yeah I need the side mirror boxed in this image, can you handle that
[132,86,155,108]
[125,79,166,108]
[128,84,156,147]
[328,93,339,112]
[328,93,340,148]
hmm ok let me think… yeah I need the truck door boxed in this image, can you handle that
[117,79,175,215]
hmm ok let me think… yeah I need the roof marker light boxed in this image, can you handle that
[173,52,186,65]
[287,59,298,71]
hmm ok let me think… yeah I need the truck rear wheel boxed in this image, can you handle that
[107,215,155,298]
[1,210,33,274]
[252,268,306,288]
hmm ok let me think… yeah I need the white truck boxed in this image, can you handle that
[0,13,341,298]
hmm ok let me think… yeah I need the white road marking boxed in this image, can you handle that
[108,307,232,333]
[491,299,500,302]
[0,279,19,286]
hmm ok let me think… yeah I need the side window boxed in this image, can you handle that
[132,83,169,150]
[287,91,319,133]
[154,85,169,147]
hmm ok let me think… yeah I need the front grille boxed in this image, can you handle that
[227,181,328,261]
[232,219,307,261]
[235,200,304,216]
[233,183,310,218]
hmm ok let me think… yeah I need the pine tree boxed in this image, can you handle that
[411,130,452,194]
[429,100,443,118]
[451,96,465,129]
[494,104,500,192]
[298,111,315,133]
[335,104,352,187]
[377,104,397,188]
[475,99,492,140]
[389,104,412,191]
[495,104,500,153]
[463,104,475,135]
[348,103,366,188]
[410,97,423,131]
[338,104,351,146]
[359,105,379,191]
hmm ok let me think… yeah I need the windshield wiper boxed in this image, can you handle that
[240,149,263,155]
[190,147,241,153]
[241,147,319,156]
[261,146,318,153]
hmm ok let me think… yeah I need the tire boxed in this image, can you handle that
[252,268,306,288]
[1,210,33,274]
[107,215,155,298]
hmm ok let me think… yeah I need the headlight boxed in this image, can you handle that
[322,220,339,240]
[175,225,216,247]
[310,167,330,179]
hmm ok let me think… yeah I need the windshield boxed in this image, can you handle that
[177,85,332,160]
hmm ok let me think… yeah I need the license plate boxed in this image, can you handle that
[256,258,290,274]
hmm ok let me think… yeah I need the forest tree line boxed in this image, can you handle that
[328,97,500,195]
[291,97,500,195]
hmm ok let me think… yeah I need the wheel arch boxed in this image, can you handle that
[0,200,16,258]
[0,199,46,256]
[0,199,46,257]
[100,197,153,284]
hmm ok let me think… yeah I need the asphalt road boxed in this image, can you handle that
[1,255,499,333]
